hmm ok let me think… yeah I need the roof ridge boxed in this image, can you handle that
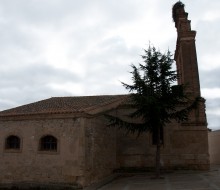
[50,94,128,98]
[0,94,130,117]
[80,94,130,112]
[0,97,53,112]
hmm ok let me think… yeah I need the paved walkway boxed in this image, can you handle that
[97,166,220,190]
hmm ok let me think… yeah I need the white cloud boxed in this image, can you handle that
[203,11,220,21]
[201,88,220,99]
[199,54,220,71]
[207,108,220,116]
[48,83,84,95]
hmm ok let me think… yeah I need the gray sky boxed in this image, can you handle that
[0,0,219,130]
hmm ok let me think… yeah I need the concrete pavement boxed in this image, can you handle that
[97,166,220,190]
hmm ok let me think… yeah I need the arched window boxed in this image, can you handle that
[6,135,20,149]
[40,135,57,151]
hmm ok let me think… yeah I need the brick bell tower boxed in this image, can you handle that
[172,2,207,126]
[173,2,200,97]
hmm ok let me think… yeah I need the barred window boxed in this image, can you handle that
[6,135,20,149]
[40,135,57,151]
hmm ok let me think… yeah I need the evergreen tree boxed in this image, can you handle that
[106,46,201,178]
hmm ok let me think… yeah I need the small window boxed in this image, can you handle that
[40,135,57,151]
[152,127,164,145]
[6,135,20,149]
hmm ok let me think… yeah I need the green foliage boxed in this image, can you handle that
[106,45,202,178]
[106,46,200,135]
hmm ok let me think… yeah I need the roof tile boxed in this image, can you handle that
[0,95,129,117]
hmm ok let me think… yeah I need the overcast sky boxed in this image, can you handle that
[0,0,219,130]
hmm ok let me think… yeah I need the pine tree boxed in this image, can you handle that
[106,45,201,178]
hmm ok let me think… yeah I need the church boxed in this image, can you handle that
[0,2,209,189]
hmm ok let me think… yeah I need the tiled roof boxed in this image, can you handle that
[0,95,129,117]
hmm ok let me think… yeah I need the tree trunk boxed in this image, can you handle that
[155,125,161,178]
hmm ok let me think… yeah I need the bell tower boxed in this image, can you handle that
[173,2,201,97]
[173,2,207,126]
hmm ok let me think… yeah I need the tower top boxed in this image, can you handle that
[172,1,193,35]
[172,1,185,26]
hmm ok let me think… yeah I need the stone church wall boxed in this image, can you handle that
[115,107,209,170]
[209,130,220,164]
[117,127,209,170]
[0,117,85,187]
[168,125,209,170]
[0,109,209,188]
[83,116,117,186]
[117,125,209,170]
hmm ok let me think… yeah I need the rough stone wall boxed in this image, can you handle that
[0,108,210,188]
[116,131,152,168]
[209,130,220,164]
[117,125,209,170]
[83,116,117,186]
[168,124,209,170]
[0,117,85,187]
[116,108,209,170]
